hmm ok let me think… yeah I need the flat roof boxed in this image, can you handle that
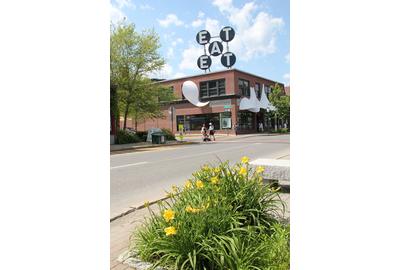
[157,68,283,85]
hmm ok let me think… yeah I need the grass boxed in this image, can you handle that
[131,158,290,270]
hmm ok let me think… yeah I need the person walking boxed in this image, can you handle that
[209,122,215,141]
[258,122,264,132]
[201,124,208,142]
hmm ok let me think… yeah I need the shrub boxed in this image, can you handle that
[132,158,289,269]
[161,128,176,140]
[135,131,148,142]
[116,129,141,144]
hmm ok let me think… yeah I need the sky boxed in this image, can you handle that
[110,0,290,85]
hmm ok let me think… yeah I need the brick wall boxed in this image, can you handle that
[121,69,283,133]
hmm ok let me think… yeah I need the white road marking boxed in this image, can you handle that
[110,161,149,170]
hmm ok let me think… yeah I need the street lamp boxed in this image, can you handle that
[169,105,176,132]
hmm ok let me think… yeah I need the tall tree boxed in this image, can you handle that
[110,22,165,129]
[122,77,176,130]
[269,83,290,128]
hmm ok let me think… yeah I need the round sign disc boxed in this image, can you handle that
[208,41,223,56]
[196,30,211,45]
[219,26,235,42]
[197,55,212,70]
[221,52,236,68]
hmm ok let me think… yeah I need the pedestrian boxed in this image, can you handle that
[201,124,209,142]
[258,122,264,132]
[234,123,238,135]
[209,122,215,141]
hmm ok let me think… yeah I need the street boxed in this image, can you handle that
[110,134,290,219]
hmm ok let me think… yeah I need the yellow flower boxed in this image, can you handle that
[211,176,219,184]
[239,167,247,176]
[256,166,264,174]
[241,156,250,164]
[164,226,177,236]
[196,180,204,189]
[185,205,201,213]
[163,209,175,222]
[202,165,210,171]
[214,167,221,174]
[184,180,193,189]
[143,201,150,208]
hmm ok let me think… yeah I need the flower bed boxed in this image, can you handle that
[131,157,290,270]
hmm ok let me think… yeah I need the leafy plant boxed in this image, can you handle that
[132,158,289,269]
[116,129,141,144]
[161,128,176,141]
[135,131,148,142]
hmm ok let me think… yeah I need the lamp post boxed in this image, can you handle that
[169,106,175,132]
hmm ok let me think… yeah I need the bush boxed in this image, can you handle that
[161,128,176,140]
[133,158,289,270]
[135,131,148,142]
[116,129,141,144]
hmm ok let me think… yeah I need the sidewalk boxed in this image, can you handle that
[111,133,287,153]
[110,140,196,153]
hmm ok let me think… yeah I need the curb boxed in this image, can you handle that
[110,141,198,154]
[110,196,170,223]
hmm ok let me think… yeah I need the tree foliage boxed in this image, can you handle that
[269,83,290,122]
[111,22,172,130]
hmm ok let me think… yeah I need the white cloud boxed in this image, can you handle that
[283,73,290,84]
[192,18,203,28]
[285,53,290,63]
[212,0,284,61]
[158,14,184,27]
[179,46,204,71]
[171,38,183,47]
[115,0,134,9]
[198,11,205,18]
[172,72,186,79]
[140,4,154,10]
[205,18,220,36]
[166,47,174,58]
[110,2,126,23]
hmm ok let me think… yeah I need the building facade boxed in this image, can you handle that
[127,69,284,134]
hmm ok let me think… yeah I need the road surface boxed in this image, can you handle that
[110,134,289,218]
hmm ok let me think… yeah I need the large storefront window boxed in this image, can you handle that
[237,111,254,130]
[176,113,222,131]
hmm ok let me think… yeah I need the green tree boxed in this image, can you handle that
[110,22,166,129]
[269,83,290,129]
[123,77,176,130]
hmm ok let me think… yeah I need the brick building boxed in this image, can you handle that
[124,68,284,134]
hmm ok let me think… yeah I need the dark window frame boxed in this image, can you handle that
[255,82,261,99]
[199,79,226,98]
[238,78,250,97]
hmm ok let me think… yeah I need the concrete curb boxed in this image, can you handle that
[110,196,170,223]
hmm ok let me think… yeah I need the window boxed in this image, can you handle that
[237,111,254,130]
[238,79,250,97]
[177,113,221,130]
[199,79,226,98]
[255,83,261,99]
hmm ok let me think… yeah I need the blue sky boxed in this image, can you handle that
[111,0,289,85]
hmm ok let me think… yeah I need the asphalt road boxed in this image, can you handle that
[110,134,290,218]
